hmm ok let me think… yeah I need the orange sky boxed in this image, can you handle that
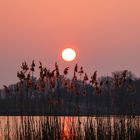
[0,0,140,87]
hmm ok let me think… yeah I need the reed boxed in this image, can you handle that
[0,116,140,140]
[0,61,140,139]
[0,61,138,115]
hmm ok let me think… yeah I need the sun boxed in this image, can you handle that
[62,48,76,61]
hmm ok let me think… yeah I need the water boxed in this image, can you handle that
[0,116,140,140]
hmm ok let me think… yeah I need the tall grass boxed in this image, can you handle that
[0,116,140,140]
[0,61,140,139]
[0,61,138,115]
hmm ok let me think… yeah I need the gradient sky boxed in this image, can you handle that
[0,0,140,87]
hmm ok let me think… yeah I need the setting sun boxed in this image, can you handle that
[62,48,76,61]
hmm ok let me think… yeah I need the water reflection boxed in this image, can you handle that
[0,116,140,140]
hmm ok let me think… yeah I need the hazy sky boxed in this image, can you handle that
[0,1,140,87]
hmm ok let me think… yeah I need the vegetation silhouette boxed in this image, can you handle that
[0,61,139,115]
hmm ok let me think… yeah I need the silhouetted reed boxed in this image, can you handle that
[0,61,140,139]
[0,61,138,115]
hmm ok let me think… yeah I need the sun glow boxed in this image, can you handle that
[62,48,76,61]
